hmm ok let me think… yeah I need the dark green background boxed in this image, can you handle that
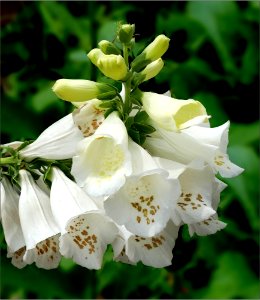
[1,1,259,299]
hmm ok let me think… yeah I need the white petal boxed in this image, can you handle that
[59,212,118,269]
[72,112,132,197]
[188,215,227,236]
[72,99,105,137]
[128,138,162,176]
[19,170,60,249]
[1,177,25,252]
[154,123,243,178]
[154,159,216,226]
[20,113,83,161]
[50,167,98,233]
[104,172,180,237]
[126,221,179,268]
[23,234,61,269]
[7,246,27,269]
[112,225,135,265]
[2,141,23,149]
[213,151,244,178]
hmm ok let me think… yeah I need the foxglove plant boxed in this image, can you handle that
[0,23,243,270]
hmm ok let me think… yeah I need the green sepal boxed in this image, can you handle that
[17,140,34,151]
[97,91,118,101]
[98,99,117,108]
[104,107,116,118]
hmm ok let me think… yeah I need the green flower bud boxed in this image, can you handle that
[131,34,170,72]
[141,58,164,81]
[88,48,128,81]
[132,58,164,88]
[118,24,135,44]
[52,79,117,102]
[98,40,121,55]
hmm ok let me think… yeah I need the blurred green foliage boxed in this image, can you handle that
[1,1,259,299]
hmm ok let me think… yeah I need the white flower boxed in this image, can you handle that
[1,177,26,268]
[72,99,105,137]
[112,221,179,268]
[141,92,209,131]
[146,121,243,178]
[104,139,181,237]
[50,167,118,269]
[71,111,132,197]
[19,170,61,269]
[154,158,219,226]
[188,178,227,236]
[20,113,83,161]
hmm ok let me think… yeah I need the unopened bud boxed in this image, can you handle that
[118,24,135,44]
[131,34,170,72]
[140,58,164,81]
[98,40,121,55]
[52,79,117,102]
[88,48,128,81]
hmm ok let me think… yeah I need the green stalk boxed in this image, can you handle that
[122,44,132,117]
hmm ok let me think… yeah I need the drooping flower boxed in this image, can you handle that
[1,177,26,268]
[112,221,179,268]
[140,91,209,131]
[104,139,181,237]
[188,178,227,236]
[19,169,61,269]
[50,167,118,269]
[145,121,243,178]
[154,158,220,226]
[71,111,132,197]
[20,113,83,161]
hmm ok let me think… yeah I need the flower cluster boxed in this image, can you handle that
[0,24,243,270]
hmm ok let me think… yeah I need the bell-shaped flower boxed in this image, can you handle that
[154,158,218,226]
[140,91,209,131]
[50,167,118,269]
[20,113,83,161]
[19,170,61,269]
[146,121,243,178]
[104,139,181,237]
[87,48,128,81]
[188,178,227,236]
[71,111,132,197]
[112,221,179,268]
[72,99,105,137]
[52,79,117,103]
[1,177,27,268]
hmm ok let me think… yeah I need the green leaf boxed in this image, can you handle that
[134,110,149,123]
[195,252,260,299]
[132,123,156,134]
[224,145,259,230]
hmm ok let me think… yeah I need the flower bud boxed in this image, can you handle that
[98,40,121,55]
[131,34,170,72]
[88,48,128,81]
[52,79,117,102]
[135,58,164,85]
[118,24,135,44]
